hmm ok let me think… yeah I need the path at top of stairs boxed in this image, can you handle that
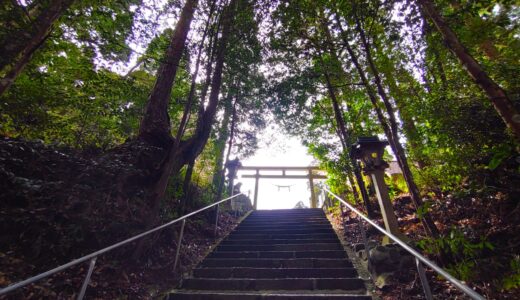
[169,208,372,300]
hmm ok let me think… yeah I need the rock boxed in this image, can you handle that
[367,242,417,289]
[353,243,365,252]
[367,240,378,250]
[388,247,401,262]
[399,255,415,269]
[357,250,368,261]
[369,245,390,263]
[374,272,394,288]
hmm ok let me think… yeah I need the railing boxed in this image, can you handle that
[0,193,245,299]
[320,187,485,300]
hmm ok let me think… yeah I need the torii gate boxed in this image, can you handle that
[237,166,327,209]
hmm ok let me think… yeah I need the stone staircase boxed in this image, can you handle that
[169,209,371,299]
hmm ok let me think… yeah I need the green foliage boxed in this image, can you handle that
[502,256,520,290]
[418,227,494,281]
[385,174,408,199]
[487,143,515,170]
[416,200,433,220]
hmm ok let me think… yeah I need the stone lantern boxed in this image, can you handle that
[351,137,405,243]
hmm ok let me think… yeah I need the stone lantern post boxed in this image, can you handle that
[350,137,406,243]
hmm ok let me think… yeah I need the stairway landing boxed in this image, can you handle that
[169,209,372,299]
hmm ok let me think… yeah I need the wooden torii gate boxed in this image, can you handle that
[239,166,327,209]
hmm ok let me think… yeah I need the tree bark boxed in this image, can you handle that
[132,0,236,258]
[334,12,438,237]
[225,100,238,197]
[316,20,375,217]
[175,0,217,142]
[0,0,75,96]
[317,102,361,204]
[138,0,199,146]
[211,93,234,197]
[352,9,439,236]
[180,158,195,214]
[323,70,375,218]
[417,0,520,141]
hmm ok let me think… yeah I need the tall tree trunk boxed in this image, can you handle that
[175,0,217,142]
[351,10,439,237]
[138,0,198,146]
[186,0,236,158]
[0,0,75,96]
[316,21,375,217]
[197,7,223,118]
[225,100,238,197]
[180,158,195,214]
[334,13,438,237]
[317,102,361,204]
[417,0,520,141]
[132,0,236,258]
[152,0,236,210]
[211,94,234,196]
[323,70,375,218]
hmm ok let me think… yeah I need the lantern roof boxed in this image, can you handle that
[350,136,389,159]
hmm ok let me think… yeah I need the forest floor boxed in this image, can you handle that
[330,190,520,300]
[0,136,244,299]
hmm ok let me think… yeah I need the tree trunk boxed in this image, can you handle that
[417,0,520,141]
[211,94,234,196]
[180,159,195,214]
[314,20,375,217]
[0,0,75,96]
[132,0,236,259]
[138,0,198,146]
[185,0,237,159]
[351,10,439,237]
[334,12,438,237]
[225,100,238,197]
[323,70,375,218]
[317,102,361,204]
[197,8,222,118]
[175,0,217,142]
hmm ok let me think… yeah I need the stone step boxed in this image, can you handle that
[237,222,332,228]
[250,209,324,214]
[221,239,338,245]
[171,208,371,299]
[209,250,347,259]
[245,212,325,217]
[246,215,325,219]
[193,267,358,278]
[238,222,331,228]
[232,228,332,235]
[217,243,342,252]
[200,258,353,268]
[236,225,332,231]
[169,291,371,300]
[226,233,338,240]
[180,278,365,291]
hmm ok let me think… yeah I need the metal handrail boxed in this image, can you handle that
[0,193,244,298]
[320,187,485,300]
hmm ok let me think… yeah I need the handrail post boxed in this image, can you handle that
[77,257,97,300]
[416,258,433,300]
[173,219,186,273]
[357,217,370,262]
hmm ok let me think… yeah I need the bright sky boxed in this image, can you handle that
[235,126,324,210]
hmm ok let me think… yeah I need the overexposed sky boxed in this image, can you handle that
[235,126,324,210]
